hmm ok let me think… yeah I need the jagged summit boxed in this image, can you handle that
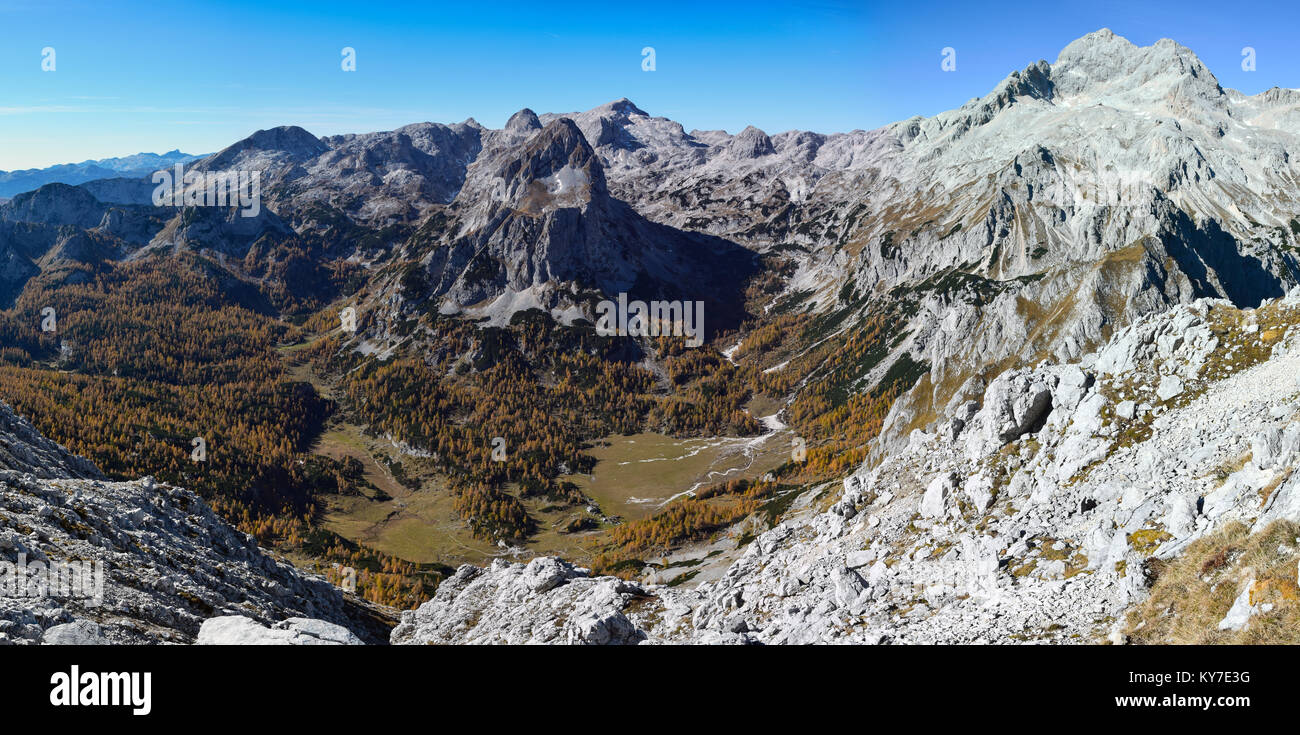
[947,29,1227,127]
[489,117,607,208]
[1055,27,1127,59]
[595,97,647,117]
[727,125,776,159]
[505,107,542,133]
[1050,29,1224,107]
[405,106,757,328]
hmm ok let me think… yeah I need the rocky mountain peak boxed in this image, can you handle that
[1051,28,1223,107]
[493,117,607,203]
[597,97,647,118]
[505,108,542,133]
[0,183,106,229]
[727,125,776,159]
[1056,27,1126,58]
[1002,59,1055,102]
[199,125,331,172]
[241,125,330,155]
[1254,86,1300,106]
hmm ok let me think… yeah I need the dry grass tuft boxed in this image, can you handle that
[1124,520,1300,644]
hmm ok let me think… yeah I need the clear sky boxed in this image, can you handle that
[2,0,1299,170]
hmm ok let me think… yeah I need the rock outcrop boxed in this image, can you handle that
[0,400,376,644]
[196,615,363,645]
[391,558,651,645]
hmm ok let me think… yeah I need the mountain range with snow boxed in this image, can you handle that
[0,150,202,199]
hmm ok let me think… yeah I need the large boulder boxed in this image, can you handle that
[391,558,649,645]
[41,621,110,645]
[196,616,363,645]
[920,473,955,519]
[965,370,1057,458]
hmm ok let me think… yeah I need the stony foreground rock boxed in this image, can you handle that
[392,290,1300,644]
[197,616,363,645]
[0,400,373,644]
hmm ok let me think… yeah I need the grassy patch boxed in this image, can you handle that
[1127,528,1173,556]
[1125,520,1300,644]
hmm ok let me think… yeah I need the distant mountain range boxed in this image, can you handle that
[6,28,1300,417]
[0,149,203,198]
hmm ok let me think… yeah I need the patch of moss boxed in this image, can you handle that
[1010,559,1038,578]
[1127,528,1173,556]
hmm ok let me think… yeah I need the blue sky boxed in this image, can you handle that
[2,0,1299,169]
